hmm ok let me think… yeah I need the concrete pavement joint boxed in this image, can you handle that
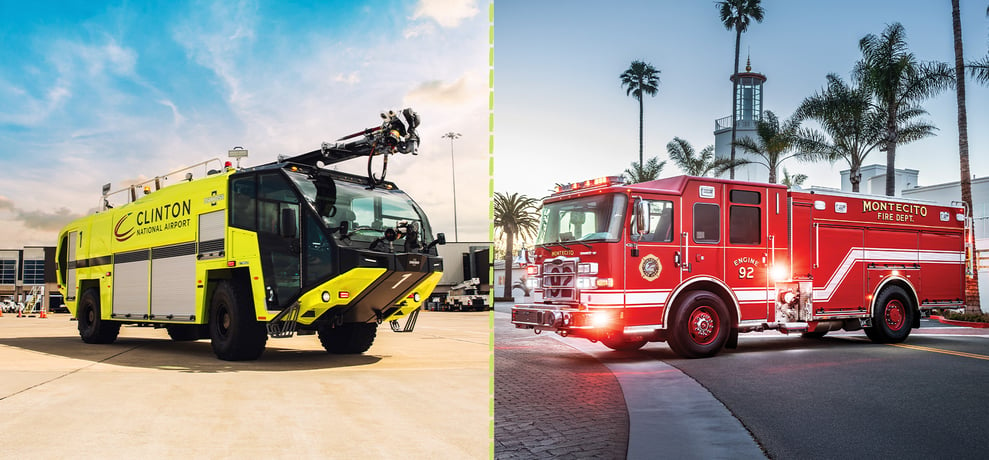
[0,343,144,401]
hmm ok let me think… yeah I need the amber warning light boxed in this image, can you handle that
[554,176,624,194]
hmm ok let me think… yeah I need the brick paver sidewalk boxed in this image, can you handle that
[495,325,628,459]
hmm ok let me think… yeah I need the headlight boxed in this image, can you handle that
[576,276,598,289]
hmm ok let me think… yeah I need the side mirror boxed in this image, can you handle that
[634,198,650,236]
[280,208,298,239]
[425,232,447,252]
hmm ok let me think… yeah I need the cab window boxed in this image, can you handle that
[729,190,761,245]
[633,200,675,243]
[693,203,720,244]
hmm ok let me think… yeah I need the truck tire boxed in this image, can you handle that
[601,333,647,351]
[167,324,207,341]
[209,281,267,361]
[317,322,377,354]
[77,288,120,344]
[667,291,730,359]
[864,285,914,344]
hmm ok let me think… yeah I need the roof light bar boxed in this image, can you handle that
[553,176,623,194]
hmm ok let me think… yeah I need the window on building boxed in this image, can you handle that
[22,259,44,285]
[0,259,16,285]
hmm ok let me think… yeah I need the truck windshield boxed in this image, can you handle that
[287,171,435,249]
[536,193,627,244]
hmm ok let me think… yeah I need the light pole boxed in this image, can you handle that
[442,132,461,242]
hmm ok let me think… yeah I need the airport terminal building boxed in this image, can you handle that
[0,246,58,311]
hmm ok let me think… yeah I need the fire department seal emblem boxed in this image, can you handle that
[639,254,662,282]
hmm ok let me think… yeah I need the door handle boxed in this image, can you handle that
[673,251,681,267]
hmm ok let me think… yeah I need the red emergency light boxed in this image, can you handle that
[553,176,623,194]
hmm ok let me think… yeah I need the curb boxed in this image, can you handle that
[930,315,989,329]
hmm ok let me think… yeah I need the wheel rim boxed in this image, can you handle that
[217,304,231,337]
[86,306,95,324]
[687,305,719,345]
[884,299,906,331]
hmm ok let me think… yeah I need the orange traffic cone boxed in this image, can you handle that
[39,309,47,319]
[0,308,3,317]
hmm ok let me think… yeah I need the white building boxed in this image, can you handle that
[841,164,919,196]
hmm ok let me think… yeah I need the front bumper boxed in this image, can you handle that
[511,303,594,332]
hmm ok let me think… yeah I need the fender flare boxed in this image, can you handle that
[662,276,741,328]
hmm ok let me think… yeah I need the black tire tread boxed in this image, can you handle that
[667,291,730,359]
[77,288,120,344]
[318,322,377,354]
[209,281,267,361]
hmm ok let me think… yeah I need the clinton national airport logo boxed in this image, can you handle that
[114,212,136,242]
[112,200,193,242]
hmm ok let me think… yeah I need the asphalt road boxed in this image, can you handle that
[660,329,989,459]
[0,311,489,459]
[495,302,989,459]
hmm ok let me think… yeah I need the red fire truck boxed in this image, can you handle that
[511,175,974,358]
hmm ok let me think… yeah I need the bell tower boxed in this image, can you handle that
[714,56,767,181]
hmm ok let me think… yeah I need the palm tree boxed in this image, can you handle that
[854,22,954,196]
[493,192,540,301]
[795,74,935,192]
[731,111,801,184]
[623,157,666,184]
[970,56,989,85]
[666,137,749,177]
[951,0,981,314]
[717,0,765,180]
[971,5,989,84]
[620,60,661,166]
[780,168,807,189]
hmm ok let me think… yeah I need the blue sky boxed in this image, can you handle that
[495,0,989,200]
[0,0,489,248]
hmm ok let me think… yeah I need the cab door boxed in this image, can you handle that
[624,194,682,326]
[231,172,303,309]
[723,184,771,322]
[681,182,725,293]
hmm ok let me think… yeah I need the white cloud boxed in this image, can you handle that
[0,1,491,248]
[411,0,479,28]
[158,99,186,126]
[0,79,71,126]
[405,74,477,106]
[403,22,436,39]
[333,72,361,85]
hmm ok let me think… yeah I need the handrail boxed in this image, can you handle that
[99,158,224,212]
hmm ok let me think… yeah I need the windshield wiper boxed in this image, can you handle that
[539,241,571,250]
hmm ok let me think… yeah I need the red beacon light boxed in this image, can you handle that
[553,176,623,195]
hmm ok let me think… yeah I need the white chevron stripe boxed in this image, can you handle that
[812,247,964,301]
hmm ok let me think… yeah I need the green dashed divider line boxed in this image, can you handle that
[488,2,495,459]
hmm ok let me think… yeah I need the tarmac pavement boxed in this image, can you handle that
[0,310,489,459]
